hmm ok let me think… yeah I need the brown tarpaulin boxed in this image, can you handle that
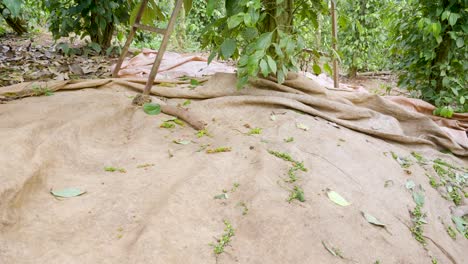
[0,73,467,263]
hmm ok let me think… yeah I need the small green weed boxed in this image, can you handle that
[268,150,294,162]
[425,174,440,188]
[432,159,467,206]
[449,189,462,206]
[161,118,184,129]
[447,226,457,240]
[410,205,427,245]
[206,147,232,153]
[287,162,307,183]
[32,85,54,96]
[434,158,458,170]
[158,82,177,87]
[238,201,249,215]
[288,186,305,202]
[287,167,298,183]
[137,163,155,168]
[231,182,240,192]
[196,129,210,138]
[182,99,191,106]
[411,151,427,164]
[270,150,308,201]
[247,127,262,135]
[104,166,126,173]
[284,137,294,143]
[160,122,175,128]
[172,119,185,126]
[210,220,235,255]
[391,151,412,168]
[189,79,200,88]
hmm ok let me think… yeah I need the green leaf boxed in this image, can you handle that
[285,39,295,54]
[322,241,340,257]
[208,51,217,64]
[3,0,22,17]
[296,123,309,131]
[442,76,450,87]
[441,10,450,21]
[237,75,249,89]
[206,0,216,16]
[412,191,425,207]
[88,42,101,53]
[143,103,161,115]
[220,38,236,59]
[327,190,351,206]
[50,188,86,198]
[431,22,441,38]
[456,38,464,48]
[248,6,259,24]
[312,64,321,75]
[238,54,248,67]
[256,32,273,50]
[243,12,252,26]
[405,180,415,190]
[182,99,191,106]
[190,79,200,87]
[227,13,244,29]
[451,216,467,234]
[266,55,277,74]
[323,63,332,76]
[277,69,285,84]
[173,139,191,145]
[448,13,460,26]
[362,212,386,227]
[273,43,284,58]
[439,106,454,118]
[259,59,269,77]
[214,193,229,199]
[242,27,258,41]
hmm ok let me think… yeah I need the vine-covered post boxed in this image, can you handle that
[331,0,339,88]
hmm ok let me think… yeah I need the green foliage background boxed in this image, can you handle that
[392,0,467,115]
[0,0,466,113]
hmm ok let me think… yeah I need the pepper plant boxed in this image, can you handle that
[392,0,467,115]
[201,0,328,88]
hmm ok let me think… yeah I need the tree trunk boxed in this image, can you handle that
[262,0,294,38]
[90,21,114,52]
[175,6,186,50]
[433,29,452,93]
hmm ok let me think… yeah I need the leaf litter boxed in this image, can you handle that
[0,33,113,87]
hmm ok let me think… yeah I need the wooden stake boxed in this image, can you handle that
[112,0,149,78]
[142,0,183,95]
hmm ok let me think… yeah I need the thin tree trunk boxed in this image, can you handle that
[433,28,452,92]
[175,6,186,50]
